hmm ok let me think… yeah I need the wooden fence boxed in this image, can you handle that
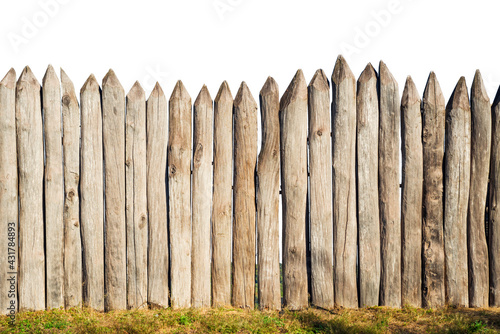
[0,56,499,313]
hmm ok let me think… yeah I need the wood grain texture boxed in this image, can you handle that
[168,80,192,309]
[212,81,233,307]
[80,74,104,311]
[401,76,422,308]
[146,83,169,308]
[468,70,490,308]
[126,81,148,309]
[60,69,82,309]
[192,85,213,308]
[257,77,281,310]
[378,61,401,308]
[16,67,45,311]
[444,77,470,306]
[332,56,358,308]
[421,72,445,308]
[0,69,18,314]
[490,87,500,306]
[232,82,257,309]
[102,70,127,311]
[281,70,308,310]
[356,64,380,308]
[42,65,64,309]
[308,69,334,309]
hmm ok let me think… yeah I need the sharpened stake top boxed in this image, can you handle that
[446,77,470,111]
[471,70,489,102]
[42,64,58,86]
[127,81,145,100]
[169,80,190,102]
[358,63,377,84]
[332,55,355,84]
[60,68,77,102]
[80,74,99,94]
[18,66,40,87]
[378,61,397,86]
[260,76,279,96]
[0,68,16,89]
[149,82,165,99]
[280,69,306,110]
[194,85,212,106]
[423,72,445,108]
[401,76,420,105]
[234,81,257,108]
[215,81,233,103]
[102,69,124,91]
[309,69,329,91]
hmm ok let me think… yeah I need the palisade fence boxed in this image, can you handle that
[1,55,499,313]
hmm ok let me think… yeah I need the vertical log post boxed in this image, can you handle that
[281,70,308,310]
[232,82,257,309]
[60,69,82,309]
[468,70,491,308]
[378,61,401,307]
[146,83,169,307]
[490,87,500,306]
[168,80,192,308]
[16,67,45,311]
[444,77,470,306]
[422,72,446,308]
[308,69,334,309]
[0,69,17,313]
[401,76,423,307]
[192,85,213,308]
[80,74,104,311]
[356,64,380,307]
[257,77,281,310]
[212,82,233,307]
[332,56,358,308]
[126,81,148,309]
[102,70,127,311]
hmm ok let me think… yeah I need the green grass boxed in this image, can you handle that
[1,305,499,333]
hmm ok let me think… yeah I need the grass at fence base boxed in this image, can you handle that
[1,305,499,333]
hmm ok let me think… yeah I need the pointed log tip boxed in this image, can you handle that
[194,84,212,106]
[309,69,329,91]
[80,74,99,94]
[215,80,233,103]
[18,66,40,87]
[234,81,257,107]
[401,76,420,105]
[280,70,307,110]
[378,60,397,85]
[0,68,16,88]
[169,80,191,102]
[471,69,489,102]
[446,77,470,111]
[150,82,165,98]
[102,69,123,89]
[260,76,279,96]
[358,63,377,83]
[42,64,58,85]
[127,81,145,100]
[332,55,355,83]
[422,71,445,107]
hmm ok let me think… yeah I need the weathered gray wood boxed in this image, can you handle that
[308,69,333,309]
[233,82,257,309]
[332,56,358,308]
[16,66,45,311]
[192,85,213,308]
[356,63,380,308]
[212,81,233,307]
[0,69,18,314]
[60,69,82,309]
[422,72,445,308]
[257,77,281,310]
[42,65,64,309]
[281,70,308,310]
[146,83,169,308]
[490,87,500,306]
[444,76,470,306]
[80,74,104,311]
[168,80,192,309]
[401,76,422,308]
[126,81,148,309]
[102,70,127,311]
[378,61,401,308]
[468,70,490,308]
